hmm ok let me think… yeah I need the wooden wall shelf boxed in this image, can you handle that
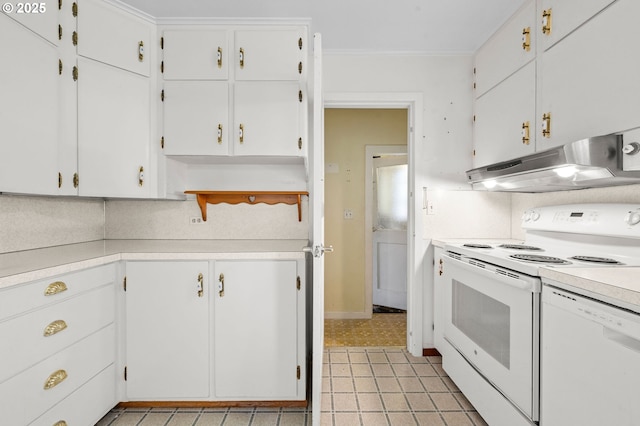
[184,191,309,222]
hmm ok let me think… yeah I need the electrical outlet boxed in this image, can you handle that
[344,209,354,220]
[189,216,206,225]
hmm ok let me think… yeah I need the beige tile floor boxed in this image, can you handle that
[98,315,487,425]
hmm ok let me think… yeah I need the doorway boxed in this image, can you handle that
[323,109,408,347]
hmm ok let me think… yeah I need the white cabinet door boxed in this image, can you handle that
[234,29,305,81]
[213,260,302,400]
[4,0,58,45]
[163,81,229,156]
[0,15,59,195]
[539,0,617,51]
[125,261,210,399]
[77,0,151,77]
[77,57,150,198]
[234,82,303,156]
[162,30,229,80]
[474,61,536,167]
[474,0,535,97]
[539,0,640,150]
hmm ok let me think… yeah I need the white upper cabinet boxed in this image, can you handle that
[234,29,306,81]
[162,30,229,80]
[4,0,59,45]
[474,1,535,98]
[0,15,59,195]
[234,82,304,156]
[539,0,617,51]
[163,81,229,155]
[474,61,536,167]
[538,0,640,149]
[77,57,150,198]
[77,0,151,77]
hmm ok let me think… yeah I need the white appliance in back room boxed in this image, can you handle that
[438,204,640,426]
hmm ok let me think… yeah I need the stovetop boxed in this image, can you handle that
[443,204,640,277]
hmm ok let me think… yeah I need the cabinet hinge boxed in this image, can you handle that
[298,90,303,103]
[72,31,78,46]
[123,276,127,291]
[58,0,62,10]
[124,366,127,381]
[161,61,164,73]
[298,37,303,50]
[58,24,62,41]
[72,1,77,17]
[160,36,164,49]
[161,90,165,102]
[161,136,164,149]
[473,67,476,75]
[72,66,78,82]
[298,61,303,75]
[58,59,63,75]
[473,115,476,122]
[58,172,62,188]
[296,365,301,380]
[473,82,476,90]
[298,138,302,150]
[73,172,79,188]
[296,276,301,290]
[473,150,476,157]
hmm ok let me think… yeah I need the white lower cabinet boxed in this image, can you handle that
[125,261,210,399]
[0,264,117,425]
[213,259,305,400]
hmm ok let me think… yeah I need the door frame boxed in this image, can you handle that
[366,146,408,314]
[324,92,424,356]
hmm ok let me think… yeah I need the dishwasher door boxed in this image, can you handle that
[541,285,640,426]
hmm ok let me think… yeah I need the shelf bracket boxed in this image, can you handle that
[184,191,309,222]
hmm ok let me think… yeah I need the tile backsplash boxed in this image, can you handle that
[0,194,104,253]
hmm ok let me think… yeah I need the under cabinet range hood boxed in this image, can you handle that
[467,135,640,192]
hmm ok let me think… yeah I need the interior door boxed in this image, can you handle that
[372,156,408,310]
[310,33,326,426]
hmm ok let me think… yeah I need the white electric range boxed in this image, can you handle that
[439,204,640,426]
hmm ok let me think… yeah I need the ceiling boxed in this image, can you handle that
[117,0,527,54]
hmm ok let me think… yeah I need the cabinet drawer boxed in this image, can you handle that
[30,364,117,426]
[0,264,115,322]
[0,324,115,426]
[0,284,114,383]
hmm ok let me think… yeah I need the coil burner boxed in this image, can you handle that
[499,244,543,251]
[462,243,493,249]
[510,254,571,264]
[569,256,623,265]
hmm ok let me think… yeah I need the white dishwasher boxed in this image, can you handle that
[541,284,640,426]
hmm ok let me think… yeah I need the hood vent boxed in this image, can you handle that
[467,135,640,192]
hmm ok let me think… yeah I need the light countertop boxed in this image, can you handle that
[540,267,640,313]
[0,239,308,289]
[431,238,522,249]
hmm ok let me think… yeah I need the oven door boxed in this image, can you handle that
[441,252,540,420]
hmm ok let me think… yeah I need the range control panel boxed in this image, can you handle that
[522,204,640,237]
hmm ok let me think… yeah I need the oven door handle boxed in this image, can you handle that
[444,254,536,292]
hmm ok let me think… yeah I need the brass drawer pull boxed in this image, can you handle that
[44,281,68,296]
[53,421,67,426]
[44,369,68,390]
[44,320,68,337]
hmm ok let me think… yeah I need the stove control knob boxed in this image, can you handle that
[522,212,531,222]
[625,210,640,226]
[530,211,541,221]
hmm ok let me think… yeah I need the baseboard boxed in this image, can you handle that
[423,348,441,357]
[118,400,307,408]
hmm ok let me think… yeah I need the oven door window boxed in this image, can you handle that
[452,279,510,369]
